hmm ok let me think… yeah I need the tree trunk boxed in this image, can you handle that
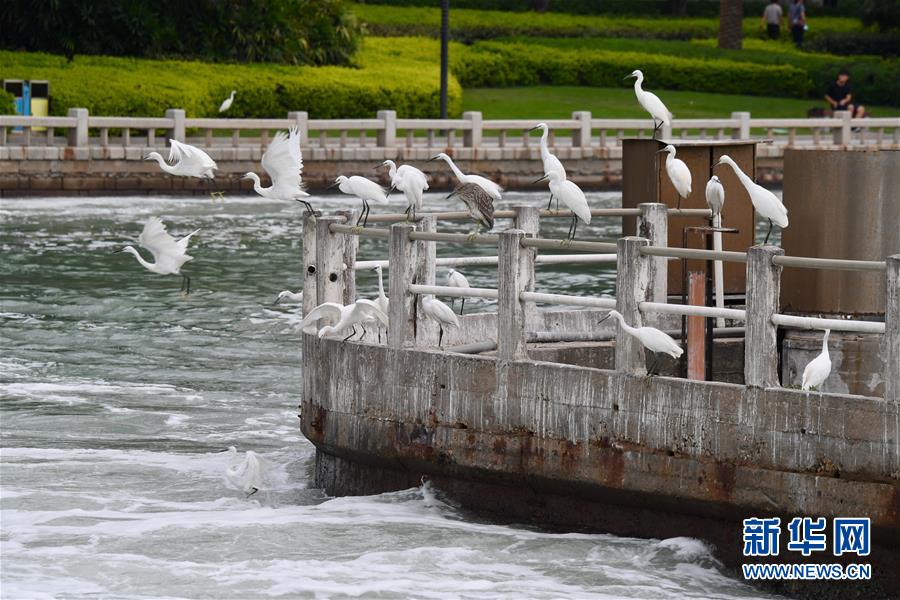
[718,0,744,50]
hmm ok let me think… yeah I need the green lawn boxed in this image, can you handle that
[463,86,900,119]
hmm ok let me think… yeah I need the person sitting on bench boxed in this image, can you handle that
[825,70,866,118]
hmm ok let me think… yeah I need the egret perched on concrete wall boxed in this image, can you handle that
[624,70,672,138]
[218,90,236,113]
[705,175,725,221]
[430,153,502,201]
[332,175,388,228]
[421,294,459,348]
[379,160,429,221]
[242,127,312,213]
[656,145,692,209]
[224,446,265,497]
[446,183,495,239]
[534,171,591,242]
[274,290,303,304]
[528,123,566,209]
[446,268,471,315]
[115,217,200,294]
[299,299,389,341]
[146,140,217,179]
[801,329,832,391]
[599,309,683,375]
[713,155,788,244]
[372,265,389,315]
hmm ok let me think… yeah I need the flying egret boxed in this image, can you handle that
[218,90,236,113]
[446,268,471,315]
[274,290,303,304]
[378,160,428,221]
[332,175,388,228]
[713,155,788,244]
[624,69,673,138]
[599,309,683,375]
[224,446,265,497]
[705,175,725,222]
[534,171,591,242]
[656,145,692,209]
[446,183,495,240]
[421,294,459,348]
[801,329,832,392]
[146,139,217,180]
[528,123,566,209]
[299,299,389,341]
[430,153,502,201]
[242,127,312,213]
[115,217,200,294]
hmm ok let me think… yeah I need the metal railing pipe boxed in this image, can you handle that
[771,314,885,334]
[639,301,747,321]
[409,283,499,300]
[520,291,616,309]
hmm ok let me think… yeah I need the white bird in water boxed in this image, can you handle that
[274,290,303,304]
[657,145,692,209]
[115,217,200,294]
[242,127,312,213]
[332,175,388,228]
[624,69,672,138]
[420,294,460,348]
[299,299,389,341]
[430,153,502,201]
[378,160,429,221]
[218,90,236,113]
[801,329,832,392]
[446,183,495,240]
[713,155,788,244]
[599,309,683,375]
[445,268,471,315]
[534,171,591,242]
[528,123,565,209]
[705,175,725,222]
[224,446,265,497]
[146,139,217,180]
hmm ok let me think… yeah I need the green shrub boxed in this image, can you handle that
[805,31,900,56]
[0,90,15,114]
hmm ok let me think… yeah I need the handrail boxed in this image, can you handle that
[354,253,617,269]
[772,255,886,271]
[772,313,885,334]
[520,291,616,309]
[409,283,499,300]
[640,301,746,320]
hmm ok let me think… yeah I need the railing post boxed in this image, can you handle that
[615,237,651,374]
[571,111,592,148]
[336,210,359,305]
[377,110,396,148]
[499,230,533,360]
[637,203,668,320]
[415,215,439,346]
[302,214,319,317]
[288,111,309,147]
[463,111,482,149]
[730,111,750,139]
[165,108,185,143]
[833,110,851,145]
[67,108,88,147]
[388,223,418,349]
[744,246,783,388]
[660,120,672,141]
[513,203,539,309]
[885,255,900,402]
[314,216,347,306]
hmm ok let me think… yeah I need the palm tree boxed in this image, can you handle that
[718,0,744,50]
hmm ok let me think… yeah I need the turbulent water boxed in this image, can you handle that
[1,193,774,599]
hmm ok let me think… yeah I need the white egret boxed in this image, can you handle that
[528,123,566,209]
[421,294,460,348]
[599,309,683,375]
[446,268,471,315]
[656,145,692,209]
[242,127,312,213]
[146,139,217,179]
[801,329,832,392]
[299,299,389,341]
[624,69,672,138]
[115,217,200,294]
[446,183,495,240]
[705,175,725,221]
[224,446,265,497]
[372,265,389,315]
[274,290,303,304]
[430,153,502,201]
[332,175,388,228]
[218,90,236,113]
[378,160,429,221]
[713,155,788,244]
[534,171,591,242]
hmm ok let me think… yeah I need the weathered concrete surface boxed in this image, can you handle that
[782,330,886,397]
[301,332,899,597]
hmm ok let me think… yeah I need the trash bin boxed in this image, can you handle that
[29,80,49,132]
[3,80,26,132]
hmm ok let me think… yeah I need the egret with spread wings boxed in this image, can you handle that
[299,299,389,341]
[146,139,217,179]
[115,217,200,294]
[242,127,312,213]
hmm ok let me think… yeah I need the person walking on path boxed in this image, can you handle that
[789,0,807,47]
[762,0,784,40]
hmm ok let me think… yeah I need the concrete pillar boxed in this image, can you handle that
[463,111,483,149]
[388,223,418,349]
[336,210,359,305]
[415,215,439,347]
[731,111,750,140]
[288,111,309,147]
[833,110,852,146]
[165,109,185,143]
[637,203,668,324]
[377,110,396,148]
[745,245,783,388]
[886,255,900,402]
[67,108,88,147]
[572,111,592,148]
[615,237,651,374]
[315,216,346,306]
[498,230,533,360]
[302,214,319,317]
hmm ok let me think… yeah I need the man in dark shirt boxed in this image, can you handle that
[825,70,866,118]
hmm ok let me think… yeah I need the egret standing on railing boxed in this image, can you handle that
[446,268,471,315]
[146,139,217,180]
[218,90,236,113]
[274,290,303,304]
[447,183,495,240]
[656,145,692,209]
[242,127,312,213]
[430,153,502,201]
[534,171,591,243]
[801,329,832,391]
[331,175,388,228]
[705,175,725,222]
[114,217,200,295]
[421,294,460,348]
[378,160,429,221]
[299,299,389,341]
[624,70,672,139]
[599,310,683,375]
[372,265,389,315]
[713,155,788,244]
[528,123,566,209]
